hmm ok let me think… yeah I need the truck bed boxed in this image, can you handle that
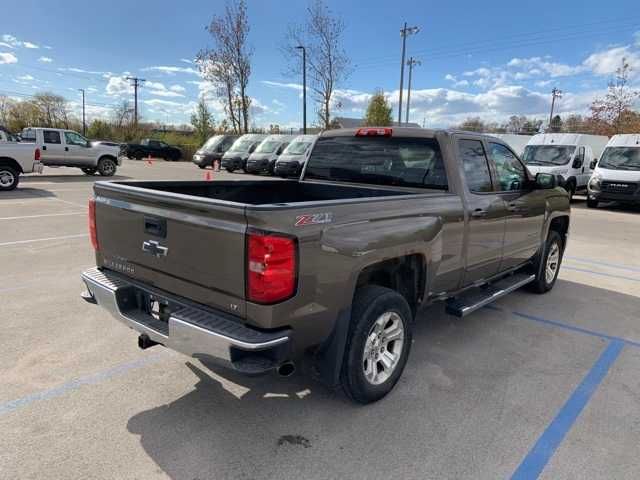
[109,179,419,206]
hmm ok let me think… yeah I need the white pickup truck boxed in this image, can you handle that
[0,141,43,191]
[21,127,121,176]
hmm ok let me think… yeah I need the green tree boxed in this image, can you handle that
[363,90,392,126]
[87,119,113,139]
[191,98,215,144]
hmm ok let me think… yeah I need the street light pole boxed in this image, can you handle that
[296,45,307,134]
[405,57,421,124]
[398,23,420,124]
[78,88,86,135]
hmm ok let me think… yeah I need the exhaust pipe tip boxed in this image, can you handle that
[277,362,296,377]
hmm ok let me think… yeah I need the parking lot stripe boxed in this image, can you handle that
[565,256,640,273]
[0,352,166,417]
[0,234,88,247]
[0,212,84,221]
[510,340,624,480]
[562,265,640,283]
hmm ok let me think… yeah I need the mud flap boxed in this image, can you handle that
[313,307,351,389]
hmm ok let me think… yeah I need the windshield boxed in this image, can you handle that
[598,147,640,171]
[284,141,311,155]
[523,145,576,166]
[201,136,223,152]
[255,140,280,154]
[229,139,254,153]
[305,136,448,190]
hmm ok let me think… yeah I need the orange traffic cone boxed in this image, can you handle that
[205,171,212,181]
[146,154,153,165]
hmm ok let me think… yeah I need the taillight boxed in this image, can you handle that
[247,231,297,304]
[34,148,40,161]
[88,198,99,251]
[355,127,392,137]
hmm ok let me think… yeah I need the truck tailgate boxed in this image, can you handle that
[93,184,247,317]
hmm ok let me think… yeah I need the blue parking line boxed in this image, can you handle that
[510,340,624,480]
[0,352,165,417]
[562,265,640,283]
[565,256,640,274]
[511,311,640,349]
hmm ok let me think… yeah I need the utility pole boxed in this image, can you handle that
[78,88,86,135]
[405,57,421,124]
[398,23,420,124]
[126,76,146,125]
[295,46,307,134]
[548,87,562,131]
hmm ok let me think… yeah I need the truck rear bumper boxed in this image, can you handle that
[81,267,291,375]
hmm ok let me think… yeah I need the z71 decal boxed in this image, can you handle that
[295,212,334,227]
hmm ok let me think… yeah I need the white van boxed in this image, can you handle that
[490,134,532,156]
[245,134,296,174]
[274,134,318,177]
[587,134,640,208]
[522,133,609,198]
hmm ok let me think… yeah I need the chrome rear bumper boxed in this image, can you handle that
[81,267,290,373]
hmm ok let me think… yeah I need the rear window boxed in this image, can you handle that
[43,130,61,144]
[305,136,448,190]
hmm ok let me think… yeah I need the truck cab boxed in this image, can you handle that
[21,127,121,176]
[587,134,640,208]
[522,133,609,198]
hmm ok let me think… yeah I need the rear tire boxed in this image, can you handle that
[225,167,234,173]
[566,182,576,201]
[587,198,598,208]
[528,230,564,294]
[97,158,117,177]
[134,151,143,161]
[340,285,413,404]
[198,165,206,170]
[0,166,19,191]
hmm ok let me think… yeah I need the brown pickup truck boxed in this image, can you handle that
[81,127,570,404]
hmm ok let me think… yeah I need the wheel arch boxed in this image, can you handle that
[0,157,24,173]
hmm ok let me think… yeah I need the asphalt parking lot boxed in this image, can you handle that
[1,160,639,480]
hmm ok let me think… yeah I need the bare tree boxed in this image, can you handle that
[198,0,252,133]
[284,0,350,129]
[590,57,640,134]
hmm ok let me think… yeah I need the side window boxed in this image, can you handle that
[488,143,527,191]
[459,139,492,192]
[43,130,61,144]
[575,146,585,166]
[64,132,88,147]
[148,140,159,148]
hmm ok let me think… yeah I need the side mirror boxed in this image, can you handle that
[571,158,583,169]
[590,159,597,169]
[535,172,557,189]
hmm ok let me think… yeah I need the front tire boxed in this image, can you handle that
[529,230,564,293]
[340,285,413,404]
[97,158,117,177]
[0,166,19,191]
[587,198,598,208]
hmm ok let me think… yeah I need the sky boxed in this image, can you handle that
[1,0,639,130]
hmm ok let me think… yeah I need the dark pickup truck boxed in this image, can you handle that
[82,127,570,404]
[121,139,182,161]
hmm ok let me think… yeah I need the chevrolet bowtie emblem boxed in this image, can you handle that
[142,240,168,258]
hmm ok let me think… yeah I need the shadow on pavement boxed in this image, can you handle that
[0,188,56,200]
[21,174,130,184]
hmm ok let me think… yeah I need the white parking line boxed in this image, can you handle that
[0,233,88,247]
[0,212,84,221]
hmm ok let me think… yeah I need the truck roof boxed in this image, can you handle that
[320,127,437,138]
[606,134,640,147]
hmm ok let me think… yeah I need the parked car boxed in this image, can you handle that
[245,134,296,174]
[192,134,239,169]
[522,133,608,199]
[274,134,318,177]
[81,127,570,404]
[0,141,43,190]
[220,134,267,172]
[587,134,640,208]
[21,127,120,176]
[121,139,182,161]
[489,134,532,156]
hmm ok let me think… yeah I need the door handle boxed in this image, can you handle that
[42,145,47,151]
[65,147,69,151]
[471,208,488,218]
